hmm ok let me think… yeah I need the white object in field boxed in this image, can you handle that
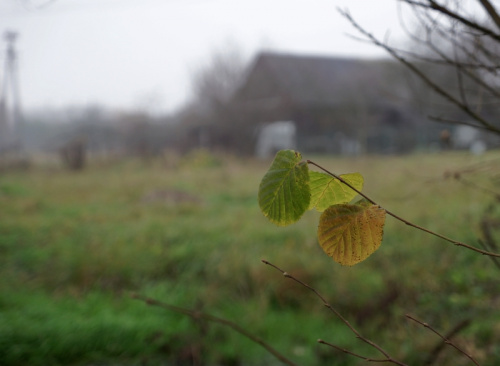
[256,121,297,158]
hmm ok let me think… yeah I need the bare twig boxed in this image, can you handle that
[405,0,500,42]
[479,211,500,271]
[480,218,499,251]
[131,294,299,366]
[396,1,500,73]
[409,0,500,70]
[443,156,500,176]
[429,115,498,132]
[307,159,500,258]
[262,260,408,366]
[451,31,470,108]
[339,8,500,135]
[406,314,480,366]
[317,339,398,363]
[390,43,500,74]
[423,318,471,365]
[479,0,500,31]
[451,173,500,201]
[478,239,500,270]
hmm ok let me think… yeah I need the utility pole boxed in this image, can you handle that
[0,30,22,152]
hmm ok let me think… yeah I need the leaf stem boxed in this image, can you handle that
[307,160,500,258]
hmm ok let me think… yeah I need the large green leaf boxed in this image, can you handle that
[317,202,386,266]
[258,150,310,226]
[308,172,363,211]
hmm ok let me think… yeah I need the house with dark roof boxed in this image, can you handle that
[233,51,428,155]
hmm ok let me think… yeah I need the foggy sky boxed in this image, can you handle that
[0,0,405,115]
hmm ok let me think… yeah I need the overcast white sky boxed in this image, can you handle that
[0,0,407,115]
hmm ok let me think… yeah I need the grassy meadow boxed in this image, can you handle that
[1,149,500,365]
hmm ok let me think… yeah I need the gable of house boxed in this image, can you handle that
[234,51,422,154]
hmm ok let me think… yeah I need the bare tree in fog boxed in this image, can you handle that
[180,45,256,153]
[191,45,246,112]
[341,0,500,141]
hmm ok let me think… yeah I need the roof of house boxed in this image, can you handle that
[234,52,408,108]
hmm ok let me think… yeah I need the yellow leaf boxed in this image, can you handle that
[317,203,386,266]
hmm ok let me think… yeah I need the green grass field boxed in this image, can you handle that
[1,150,500,365]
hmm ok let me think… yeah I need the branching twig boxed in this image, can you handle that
[404,0,500,42]
[479,208,500,270]
[262,260,408,366]
[429,116,496,132]
[478,239,500,270]
[317,339,399,363]
[406,314,480,366]
[450,173,500,201]
[423,318,471,365]
[479,0,500,31]
[448,157,500,176]
[131,294,299,366]
[307,159,500,258]
[339,8,500,135]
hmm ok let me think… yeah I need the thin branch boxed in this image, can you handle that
[479,210,500,271]
[409,0,500,70]
[420,0,500,70]
[428,115,497,132]
[386,9,482,109]
[391,45,500,73]
[432,20,500,73]
[406,314,480,366]
[130,294,299,366]
[448,156,500,175]
[448,23,473,108]
[454,44,469,107]
[376,0,500,105]
[317,339,398,363]
[480,219,499,251]
[423,318,471,365]
[307,159,500,258]
[429,49,500,101]
[452,173,500,201]
[478,239,500,270]
[405,0,500,42]
[339,8,500,135]
[369,6,500,75]
[423,14,500,96]
[478,0,500,31]
[262,260,408,366]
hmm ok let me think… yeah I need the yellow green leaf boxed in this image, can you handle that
[258,150,310,226]
[317,202,386,266]
[309,172,363,211]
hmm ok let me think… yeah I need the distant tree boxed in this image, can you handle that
[182,44,256,154]
[191,44,246,113]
